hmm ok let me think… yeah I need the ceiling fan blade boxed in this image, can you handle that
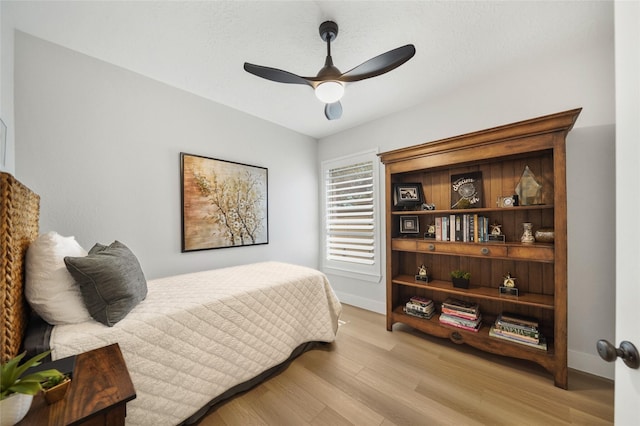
[338,44,416,83]
[244,63,313,86]
[324,101,343,120]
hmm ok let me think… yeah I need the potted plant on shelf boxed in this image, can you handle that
[0,350,64,425]
[41,373,71,404]
[450,270,471,289]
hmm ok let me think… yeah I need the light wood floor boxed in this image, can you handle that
[199,304,614,425]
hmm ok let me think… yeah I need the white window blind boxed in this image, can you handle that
[322,151,380,282]
[325,161,375,264]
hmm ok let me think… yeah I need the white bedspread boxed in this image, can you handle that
[50,261,342,425]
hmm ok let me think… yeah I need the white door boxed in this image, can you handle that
[613,1,640,423]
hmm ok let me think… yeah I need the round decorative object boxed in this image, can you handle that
[0,393,33,426]
[534,228,555,243]
[521,222,535,244]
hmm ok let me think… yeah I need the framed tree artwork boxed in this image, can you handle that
[180,153,268,251]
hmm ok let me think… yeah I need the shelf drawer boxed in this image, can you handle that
[416,241,508,257]
[508,244,554,262]
[392,239,418,251]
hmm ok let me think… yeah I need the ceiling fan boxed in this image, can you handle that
[243,21,416,120]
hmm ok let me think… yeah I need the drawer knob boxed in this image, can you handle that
[428,244,435,251]
[480,247,490,255]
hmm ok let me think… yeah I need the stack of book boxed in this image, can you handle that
[404,296,435,319]
[489,312,547,350]
[438,298,481,332]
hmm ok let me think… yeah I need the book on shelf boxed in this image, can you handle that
[441,307,479,321]
[492,327,539,343]
[497,312,539,329]
[439,314,481,332]
[489,326,547,350]
[406,301,435,315]
[442,298,479,314]
[454,214,462,242]
[404,306,435,320]
[493,322,540,339]
[410,296,434,307]
[451,171,483,209]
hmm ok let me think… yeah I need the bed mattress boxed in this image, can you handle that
[49,261,341,425]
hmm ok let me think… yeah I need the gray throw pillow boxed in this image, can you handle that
[64,240,147,327]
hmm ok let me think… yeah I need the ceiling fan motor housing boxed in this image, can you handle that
[319,21,338,42]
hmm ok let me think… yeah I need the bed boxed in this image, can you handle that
[0,172,342,425]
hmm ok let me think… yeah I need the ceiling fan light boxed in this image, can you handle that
[315,81,344,103]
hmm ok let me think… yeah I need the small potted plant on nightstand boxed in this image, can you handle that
[41,372,71,404]
[450,270,471,289]
[0,350,63,425]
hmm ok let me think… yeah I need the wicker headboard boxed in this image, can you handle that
[0,172,40,363]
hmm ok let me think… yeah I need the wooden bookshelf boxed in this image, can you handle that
[379,108,581,389]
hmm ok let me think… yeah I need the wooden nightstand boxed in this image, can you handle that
[18,343,136,426]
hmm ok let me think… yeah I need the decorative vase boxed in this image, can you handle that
[0,393,33,426]
[521,222,535,244]
[43,378,71,404]
[451,277,470,289]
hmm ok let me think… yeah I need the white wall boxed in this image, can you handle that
[14,32,319,280]
[318,38,616,379]
[0,2,16,173]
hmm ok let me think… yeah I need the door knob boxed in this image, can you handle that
[597,339,640,369]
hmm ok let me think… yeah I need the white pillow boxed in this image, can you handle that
[25,231,92,324]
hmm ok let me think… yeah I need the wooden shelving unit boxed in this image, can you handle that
[378,108,581,389]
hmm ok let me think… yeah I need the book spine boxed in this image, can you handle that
[489,327,547,350]
[442,217,448,241]
[406,302,435,314]
[439,313,482,328]
[471,214,477,242]
[498,313,539,329]
[455,214,462,241]
[441,307,479,320]
[495,321,539,336]
[439,316,481,332]
[404,308,435,320]
[493,328,539,342]
[450,214,456,242]
[410,296,433,305]
[435,217,442,241]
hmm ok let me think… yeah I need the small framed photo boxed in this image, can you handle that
[400,216,419,234]
[496,194,519,208]
[393,183,424,208]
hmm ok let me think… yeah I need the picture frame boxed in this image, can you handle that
[400,215,419,234]
[393,183,424,208]
[451,171,483,209]
[180,152,268,252]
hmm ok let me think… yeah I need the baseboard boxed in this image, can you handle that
[334,291,385,315]
[569,349,614,380]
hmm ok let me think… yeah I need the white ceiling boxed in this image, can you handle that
[7,1,613,139]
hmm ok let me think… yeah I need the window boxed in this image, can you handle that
[322,150,380,282]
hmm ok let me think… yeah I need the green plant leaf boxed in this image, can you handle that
[1,350,52,399]
[7,380,43,396]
